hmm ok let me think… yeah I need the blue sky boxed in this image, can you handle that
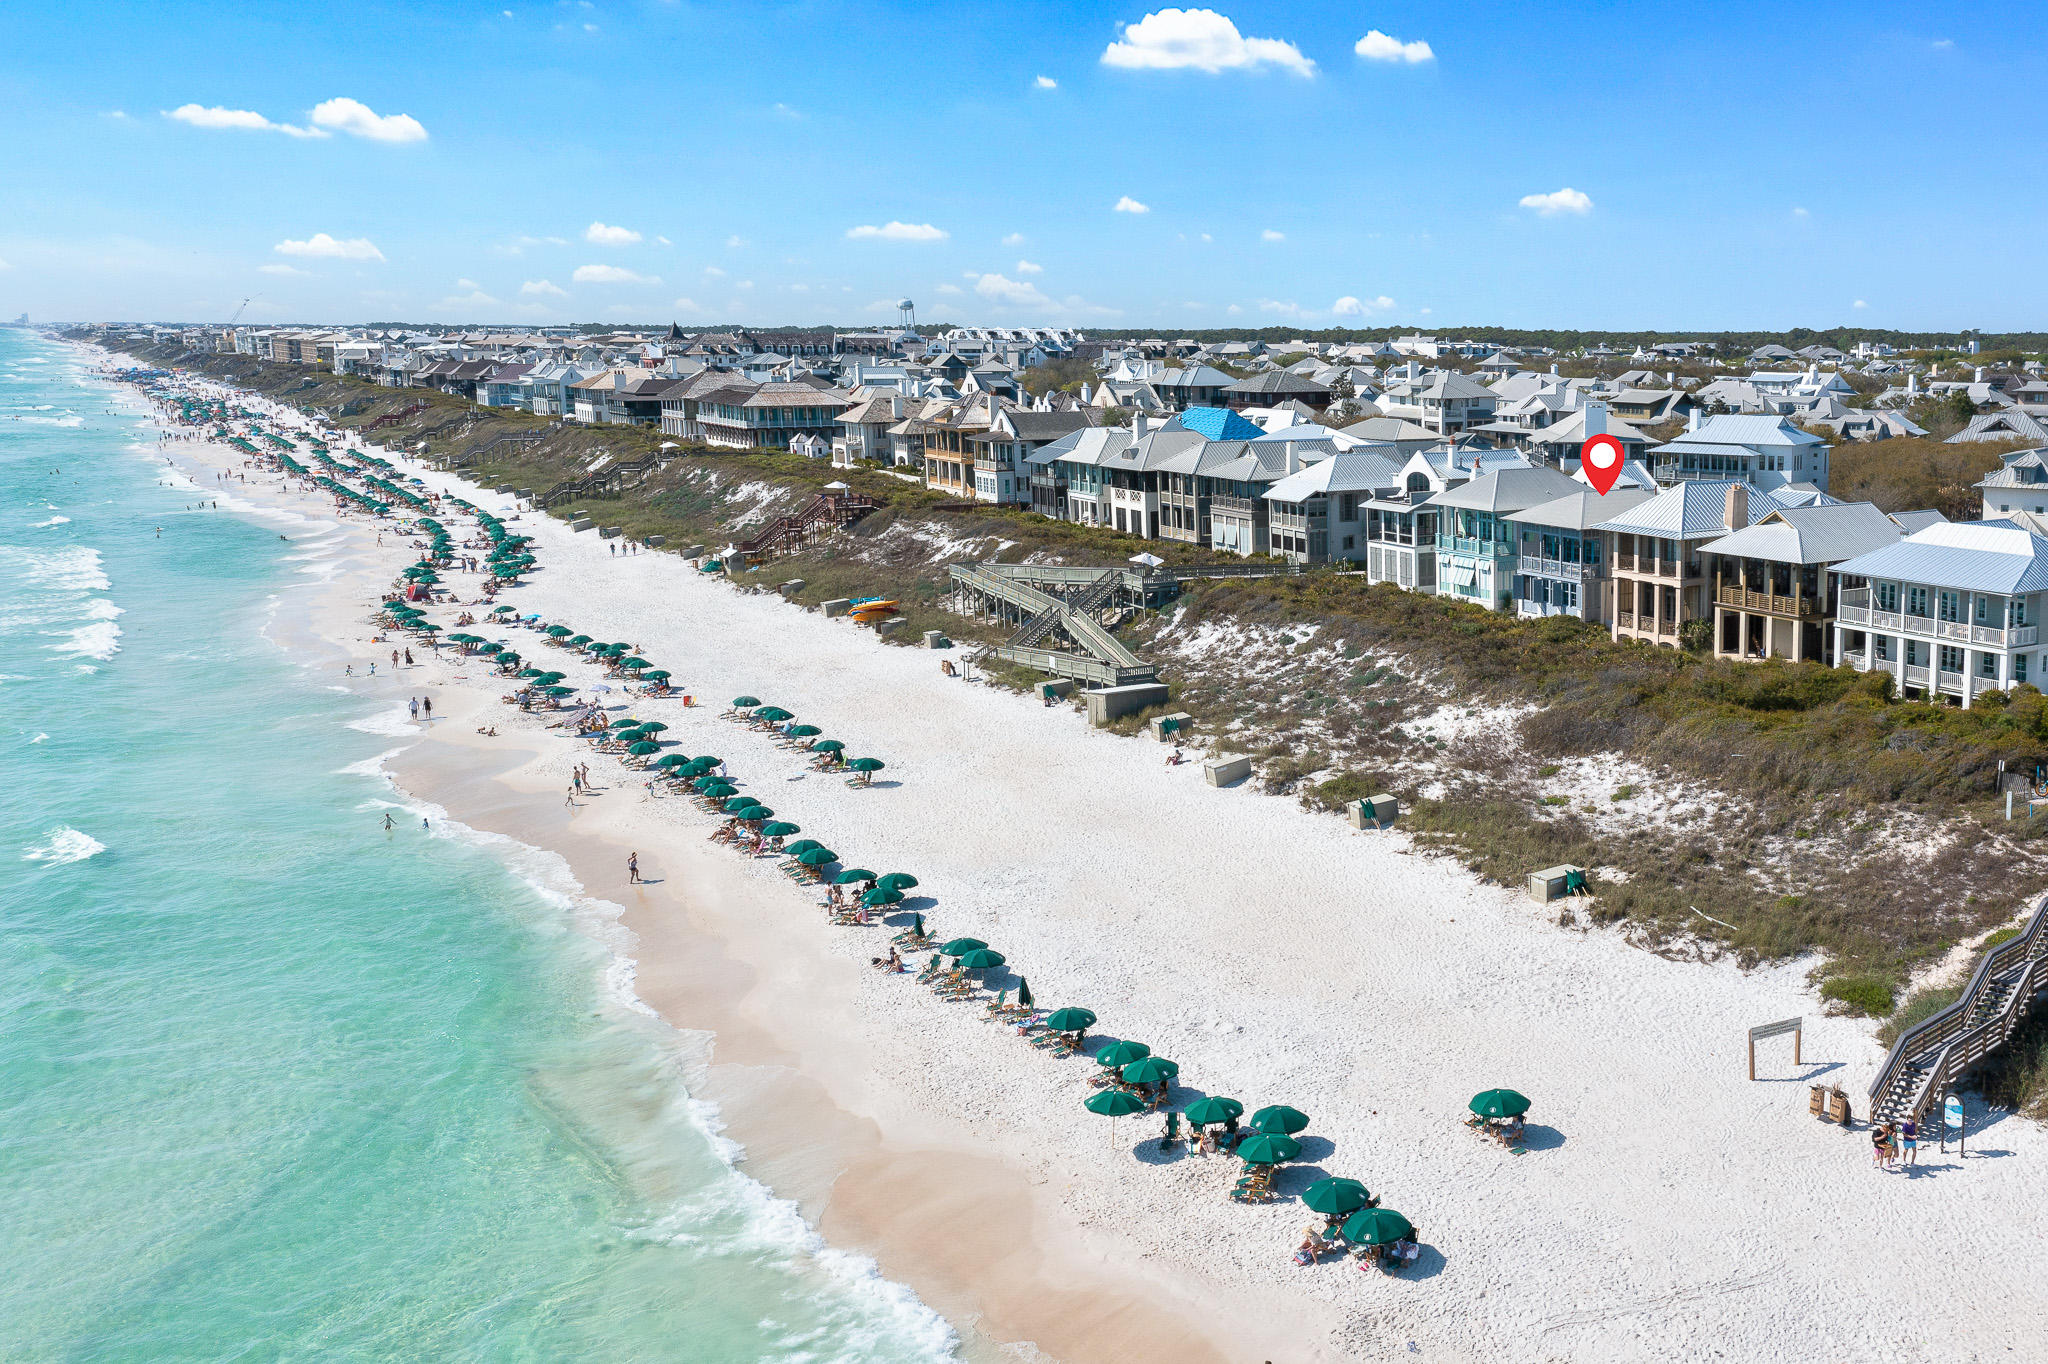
[1,2,2041,331]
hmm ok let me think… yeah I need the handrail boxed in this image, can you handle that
[737,491,878,557]
[950,563,1156,681]
[362,401,427,432]
[1869,894,2048,1121]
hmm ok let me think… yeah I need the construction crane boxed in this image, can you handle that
[228,295,256,325]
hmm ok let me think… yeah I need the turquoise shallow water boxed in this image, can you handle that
[0,331,955,1363]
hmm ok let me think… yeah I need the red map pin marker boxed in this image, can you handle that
[1582,434,1625,495]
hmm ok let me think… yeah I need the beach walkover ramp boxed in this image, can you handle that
[949,562,1163,687]
[1869,893,2048,1123]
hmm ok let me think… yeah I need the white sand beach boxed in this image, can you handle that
[133,367,2048,1363]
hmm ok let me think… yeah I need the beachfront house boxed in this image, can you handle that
[971,409,1095,506]
[698,380,853,451]
[1379,367,1499,437]
[1596,481,1758,646]
[1510,486,1653,621]
[833,391,906,467]
[1260,449,1407,564]
[1832,520,2048,704]
[1976,447,2048,519]
[1425,466,1584,611]
[1647,413,1831,492]
[1696,501,1907,662]
[1027,426,1130,525]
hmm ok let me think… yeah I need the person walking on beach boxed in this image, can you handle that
[391,649,399,670]
[628,852,640,884]
[1900,1116,1919,1167]
[422,696,432,720]
[409,697,420,722]
[404,648,414,666]
[1872,1122,1894,1169]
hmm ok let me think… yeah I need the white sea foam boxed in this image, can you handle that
[22,826,105,865]
[33,516,71,528]
[347,706,419,737]
[336,746,407,777]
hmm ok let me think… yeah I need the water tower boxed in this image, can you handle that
[897,298,916,329]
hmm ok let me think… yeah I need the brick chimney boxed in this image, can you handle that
[1724,482,1748,529]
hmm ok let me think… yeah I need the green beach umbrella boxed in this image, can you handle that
[834,869,878,885]
[701,784,737,799]
[731,695,760,708]
[876,873,918,891]
[1235,1133,1302,1165]
[940,938,987,956]
[738,807,773,822]
[761,821,800,837]
[1341,1209,1414,1247]
[722,795,761,812]
[1182,1096,1242,1127]
[1120,1057,1178,1085]
[861,887,904,908]
[797,848,837,866]
[787,724,822,738]
[957,948,1004,970]
[545,625,572,636]
[1095,1040,1151,1068]
[637,722,668,734]
[627,741,661,756]
[783,839,822,856]
[1044,1008,1096,1033]
[1302,1178,1372,1217]
[1469,1089,1531,1119]
[1084,1090,1146,1118]
[1251,1105,1310,1135]
[846,758,885,772]
[542,686,574,698]
[644,670,671,680]
[568,634,592,645]
[620,658,649,670]
[754,706,793,723]
[611,718,642,729]
[655,754,690,768]
[476,642,502,654]
[813,739,846,753]
[1016,978,1032,1008]
[693,756,722,770]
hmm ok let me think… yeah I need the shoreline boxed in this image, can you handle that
[113,351,2048,1363]
[118,357,1310,1363]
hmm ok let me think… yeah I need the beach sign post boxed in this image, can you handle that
[1746,1016,1801,1081]
[1941,1091,1965,1157]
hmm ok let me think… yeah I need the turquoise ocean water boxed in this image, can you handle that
[0,330,955,1362]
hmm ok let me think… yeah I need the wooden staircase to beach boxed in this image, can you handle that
[1869,894,2048,1123]
[735,490,879,560]
[362,401,427,432]
[449,431,547,469]
[950,562,1160,687]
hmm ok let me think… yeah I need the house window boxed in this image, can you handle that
[1939,645,1964,673]
[1975,595,1994,625]
[1939,591,1961,623]
[1979,652,2000,679]
[1874,635,1891,661]
[2018,598,2030,627]
[1876,582,1899,612]
[2018,654,2030,684]
[1907,586,1929,617]
[1557,580,1579,611]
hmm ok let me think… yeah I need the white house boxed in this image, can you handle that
[1647,413,1830,492]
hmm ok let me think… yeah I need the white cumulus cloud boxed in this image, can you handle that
[164,104,325,137]
[309,97,427,142]
[1002,232,1026,246]
[975,272,1054,308]
[257,263,308,276]
[1854,299,1869,309]
[1102,8,1316,78]
[585,221,643,246]
[274,233,384,261]
[1261,228,1285,241]
[1016,259,1043,274]
[846,221,949,242]
[1354,29,1434,63]
[1791,207,1810,219]
[725,234,746,248]
[572,263,657,284]
[1035,75,1058,89]
[1519,187,1593,216]
[1114,196,1150,214]
[1331,294,1396,316]
[520,279,567,297]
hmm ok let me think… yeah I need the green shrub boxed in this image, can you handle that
[1540,795,1569,806]
[1611,785,1636,801]
[1822,974,1896,1017]
[1877,983,1964,1046]
[1982,927,2022,950]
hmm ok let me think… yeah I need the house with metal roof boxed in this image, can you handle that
[1260,449,1408,564]
[1223,369,1331,412]
[970,408,1097,506]
[1165,405,1265,441]
[1594,480,1760,647]
[1647,412,1830,492]
[1951,410,2048,444]
[1027,427,1131,526]
[1423,466,1583,611]
[1510,486,1654,621]
[1377,367,1498,437]
[1832,520,2048,705]
[1976,447,2048,519]
[1697,502,1909,662]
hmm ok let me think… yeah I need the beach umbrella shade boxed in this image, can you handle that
[542,686,574,697]
[1182,1096,1242,1127]
[1095,1040,1151,1068]
[644,670,672,681]
[627,741,661,756]
[834,869,878,885]
[1469,1089,1531,1119]
[533,672,566,684]
[876,872,919,891]
[477,642,502,654]
[761,821,800,837]
[797,848,838,866]
[786,724,822,738]
[1084,1091,1146,1119]
[620,658,649,670]
[518,667,545,678]
[637,722,668,734]
[568,634,592,645]
[754,706,794,722]
[1251,1105,1310,1136]
[1235,1133,1303,1165]
[1341,1209,1414,1247]
[731,695,761,708]
[654,754,690,768]
[813,740,846,753]
[693,756,722,770]
[861,887,904,908]
[957,948,1004,970]
[611,718,643,729]
[738,807,773,822]
[1043,1007,1096,1033]
[940,938,987,957]
[546,625,572,636]
[722,795,762,812]
[700,783,737,799]
[784,839,822,857]
[1016,978,1032,1008]
[678,759,716,777]
[1120,1056,1178,1085]
[846,758,885,773]
[1302,1178,1372,1217]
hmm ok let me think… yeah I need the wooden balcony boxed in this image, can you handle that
[1715,584,1822,619]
